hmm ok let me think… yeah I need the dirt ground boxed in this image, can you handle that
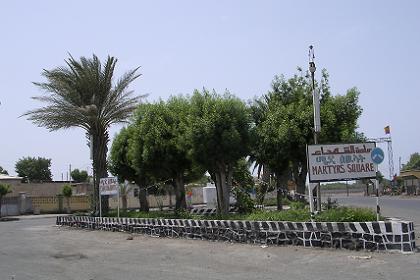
[1,216,419,280]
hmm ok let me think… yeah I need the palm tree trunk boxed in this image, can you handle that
[92,128,109,214]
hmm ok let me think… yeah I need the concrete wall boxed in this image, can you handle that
[1,194,91,216]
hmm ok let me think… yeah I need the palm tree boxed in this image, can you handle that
[23,54,142,213]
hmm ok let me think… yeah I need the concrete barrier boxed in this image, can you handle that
[56,216,416,253]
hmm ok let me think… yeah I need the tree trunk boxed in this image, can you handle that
[214,171,224,214]
[295,163,307,195]
[225,164,233,211]
[258,164,271,205]
[122,195,128,210]
[66,197,71,213]
[276,178,283,211]
[91,128,109,215]
[138,187,149,212]
[214,162,229,215]
[174,173,187,211]
[276,171,290,211]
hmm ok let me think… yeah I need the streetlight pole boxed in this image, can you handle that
[309,45,322,211]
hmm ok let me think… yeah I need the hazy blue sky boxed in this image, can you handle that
[0,0,419,180]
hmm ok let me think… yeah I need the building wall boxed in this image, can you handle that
[4,182,91,197]
[1,186,206,216]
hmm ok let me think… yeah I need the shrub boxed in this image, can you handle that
[315,207,378,222]
[289,201,306,210]
[233,187,254,213]
[106,206,378,222]
[62,185,73,198]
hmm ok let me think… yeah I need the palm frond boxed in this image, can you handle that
[24,54,142,133]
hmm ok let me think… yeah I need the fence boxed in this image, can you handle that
[1,189,206,216]
[0,194,91,216]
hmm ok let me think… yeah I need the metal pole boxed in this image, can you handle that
[375,165,380,221]
[309,45,322,212]
[346,180,349,197]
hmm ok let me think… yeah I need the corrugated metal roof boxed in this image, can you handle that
[0,174,23,180]
[399,170,420,179]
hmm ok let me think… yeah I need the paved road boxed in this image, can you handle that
[1,217,420,280]
[329,194,420,227]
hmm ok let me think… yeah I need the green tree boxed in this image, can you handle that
[70,169,88,183]
[135,96,200,211]
[402,153,420,171]
[23,54,142,213]
[252,69,363,200]
[119,182,133,210]
[0,184,12,218]
[62,184,73,213]
[109,125,149,212]
[232,158,255,213]
[249,95,274,205]
[0,166,8,175]
[15,157,52,182]
[188,89,252,214]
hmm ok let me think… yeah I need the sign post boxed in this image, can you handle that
[307,142,378,217]
[307,143,377,182]
[99,177,119,218]
[371,147,385,221]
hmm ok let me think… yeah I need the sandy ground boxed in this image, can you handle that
[1,216,420,280]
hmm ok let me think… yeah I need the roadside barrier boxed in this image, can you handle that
[56,216,416,253]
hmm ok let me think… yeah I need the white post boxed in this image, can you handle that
[99,193,102,218]
[117,183,120,219]
[308,184,315,215]
[306,173,316,219]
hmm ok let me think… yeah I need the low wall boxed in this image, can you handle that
[32,196,90,213]
[56,216,416,253]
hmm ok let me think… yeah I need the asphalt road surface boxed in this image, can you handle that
[1,216,420,280]
[330,194,420,227]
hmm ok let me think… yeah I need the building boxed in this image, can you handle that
[0,174,23,185]
[399,170,420,195]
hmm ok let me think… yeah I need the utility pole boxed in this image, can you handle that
[309,45,322,211]
[69,164,72,182]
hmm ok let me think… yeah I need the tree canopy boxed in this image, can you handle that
[251,69,363,197]
[402,153,420,171]
[24,54,142,212]
[109,125,150,211]
[0,166,8,175]
[70,169,88,183]
[189,89,252,214]
[134,96,196,210]
[15,157,52,183]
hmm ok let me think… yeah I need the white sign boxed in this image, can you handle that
[99,177,119,195]
[307,142,376,182]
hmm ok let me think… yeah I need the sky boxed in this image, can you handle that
[0,0,419,180]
